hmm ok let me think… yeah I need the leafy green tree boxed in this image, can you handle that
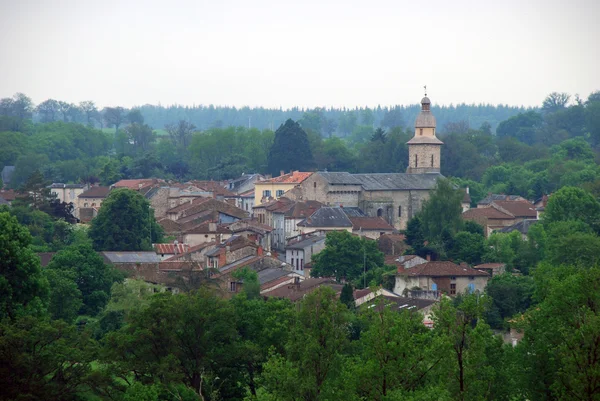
[232,266,260,299]
[543,186,600,232]
[259,287,349,401]
[47,243,123,316]
[165,119,196,150]
[340,283,355,309]
[518,267,600,401]
[447,231,485,265]
[0,316,96,401]
[267,119,314,176]
[125,123,156,152]
[89,188,164,251]
[496,111,542,145]
[484,273,534,329]
[311,230,384,285]
[44,269,83,322]
[348,307,441,400]
[103,106,126,134]
[0,212,49,319]
[419,178,464,243]
[103,290,244,400]
[542,92,570,114]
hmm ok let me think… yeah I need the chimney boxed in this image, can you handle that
[209,222,217,232]
[138,183,143,189]
[216,234,222,244]
[280,170,285,177]
[426,254,431,262]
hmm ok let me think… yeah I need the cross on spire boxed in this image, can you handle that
[424,85,427,96]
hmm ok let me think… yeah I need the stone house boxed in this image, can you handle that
[153,243,190,261]
[473,263,506,277]
[206,235,260,269]
[350,216,395,239]
[77,186,111,222]
[237,189,255,215]
[267,198,323,250]
[163,242,218,263]
[182,222,233,246]
[49,183,88,204]
[254,171,313,205]
[225,219,273,251]
[264,277,344,302]
[297,207,353,234]
[378,233,407,256]
[390,257,489,297]
[462,206,517,237]
[285,235,326,275]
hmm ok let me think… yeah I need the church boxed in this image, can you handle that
[284,94,444,230]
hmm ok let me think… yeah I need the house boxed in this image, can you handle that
[498,219,539,240]
[350,216,395,239]
[77,186,111,222]
[163,242,218,263]
[285,235,326,275]
[225,219,273,251]
[217,255,286,295]
[182,222,233,247]
[473,263,506,277]
[266,198,324,250]
[462,206,516,237]
[353,287,400,307]
[477,194,526,207]
[359,294,438,326]
[254,171,313,205]
[238,189,255,215]
[49,183,88,204]
[153,243,190,261]
[390,257,489,297]
[205,235,260,269]
[259,268,305,294]
[297,207,353,234]
[1,166,15,187]
[226,173,266,195]
[378,233,407,256]
[0,189,18,205]
[165,197,249,223]
[264,277,344,302]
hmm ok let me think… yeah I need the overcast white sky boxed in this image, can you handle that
[0,0,598,109]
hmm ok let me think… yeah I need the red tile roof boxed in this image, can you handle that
[261,276,295,292]
[79,186,111,198]
[189,181,236,197]
[463,207,514,220]
[265,277,343,301]
[184,222,233,234]
[153,243,188,255]
[112,179,157,190]
[0,189,18,201]
[167,198,211,213]
[492,200,537,218]
[261,171,313,184]
[350,217,395,231]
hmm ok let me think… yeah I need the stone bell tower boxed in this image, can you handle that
[406,90,443,174]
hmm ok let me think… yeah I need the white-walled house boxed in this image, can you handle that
[285,235,326,275]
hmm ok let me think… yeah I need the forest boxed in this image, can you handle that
[1,90,600,400]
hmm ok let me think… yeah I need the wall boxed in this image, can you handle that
[254,182,297,205]
[286,249,306,274]
[360,189,431,230]
[148,187,171,218]
[407,144,441,174]
[272,213,285,250]
[299,226,352,234]
[393,275,420,295]
[184,233,232,247]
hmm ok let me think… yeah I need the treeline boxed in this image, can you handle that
[2,91,600,205]
[0,92,528,134]
[2,194,600,400]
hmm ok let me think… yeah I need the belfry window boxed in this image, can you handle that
[398,206,402,217]
[414,154,418,168]
[419,128,423,136]
[431,154,434,167]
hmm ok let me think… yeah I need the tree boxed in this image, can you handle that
[543,186,600,232]
[418,179,464,244]
[0,316,96,400]
[381,106,404,129]
[103,106,126,134]
[311,230,384,285]
[0,212,49,320]
[231,266,260,299]
[340,283,355,309]
[267,119,314,176]
[35,99,60,123]
[447,231,486,265]
[496,111,542,145]
[259,287,349,400]
[47,243,123,316]
[484,273,534,329]
[125,123,156,152]
[542,92,570,114]
[126,108,144,125]
[44,269,83,322]
[89,188,164,251]
[165,120,196,149]
[79,101,98,126]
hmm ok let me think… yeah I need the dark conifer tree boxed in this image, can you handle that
[267,119,313,176]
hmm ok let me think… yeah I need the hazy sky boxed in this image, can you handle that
[0,0,598,109]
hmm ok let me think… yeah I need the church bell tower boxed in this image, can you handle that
[406,89,443,174]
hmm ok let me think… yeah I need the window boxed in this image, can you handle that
[431,154,434,167]
[450,276,456,280]
[262,190,271,198]
[230,282,237,292]
[296,258,299,270]
[291,258,294,267]
[469,276,474,281]
[467,283,475,293]
[414,154,418,167]
[419,128,423,136]
[450,283,456,295]
[398,206,402,217]
[313,182,317,188]
[276,190,284,197]
[377,208,383,217]
[301,259,304,270]
[84,203,88,207]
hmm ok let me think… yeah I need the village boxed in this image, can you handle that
[2,96,546,346]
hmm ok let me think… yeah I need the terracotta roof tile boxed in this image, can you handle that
[261,171,313,184]
[167,198,211,213]
[463,207,514,220]
[492,200,537,218]
[79,186,111,198]
[112,179,157,190]
[153,243,188,255]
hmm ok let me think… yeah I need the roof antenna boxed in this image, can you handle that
[423,85,427,96]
